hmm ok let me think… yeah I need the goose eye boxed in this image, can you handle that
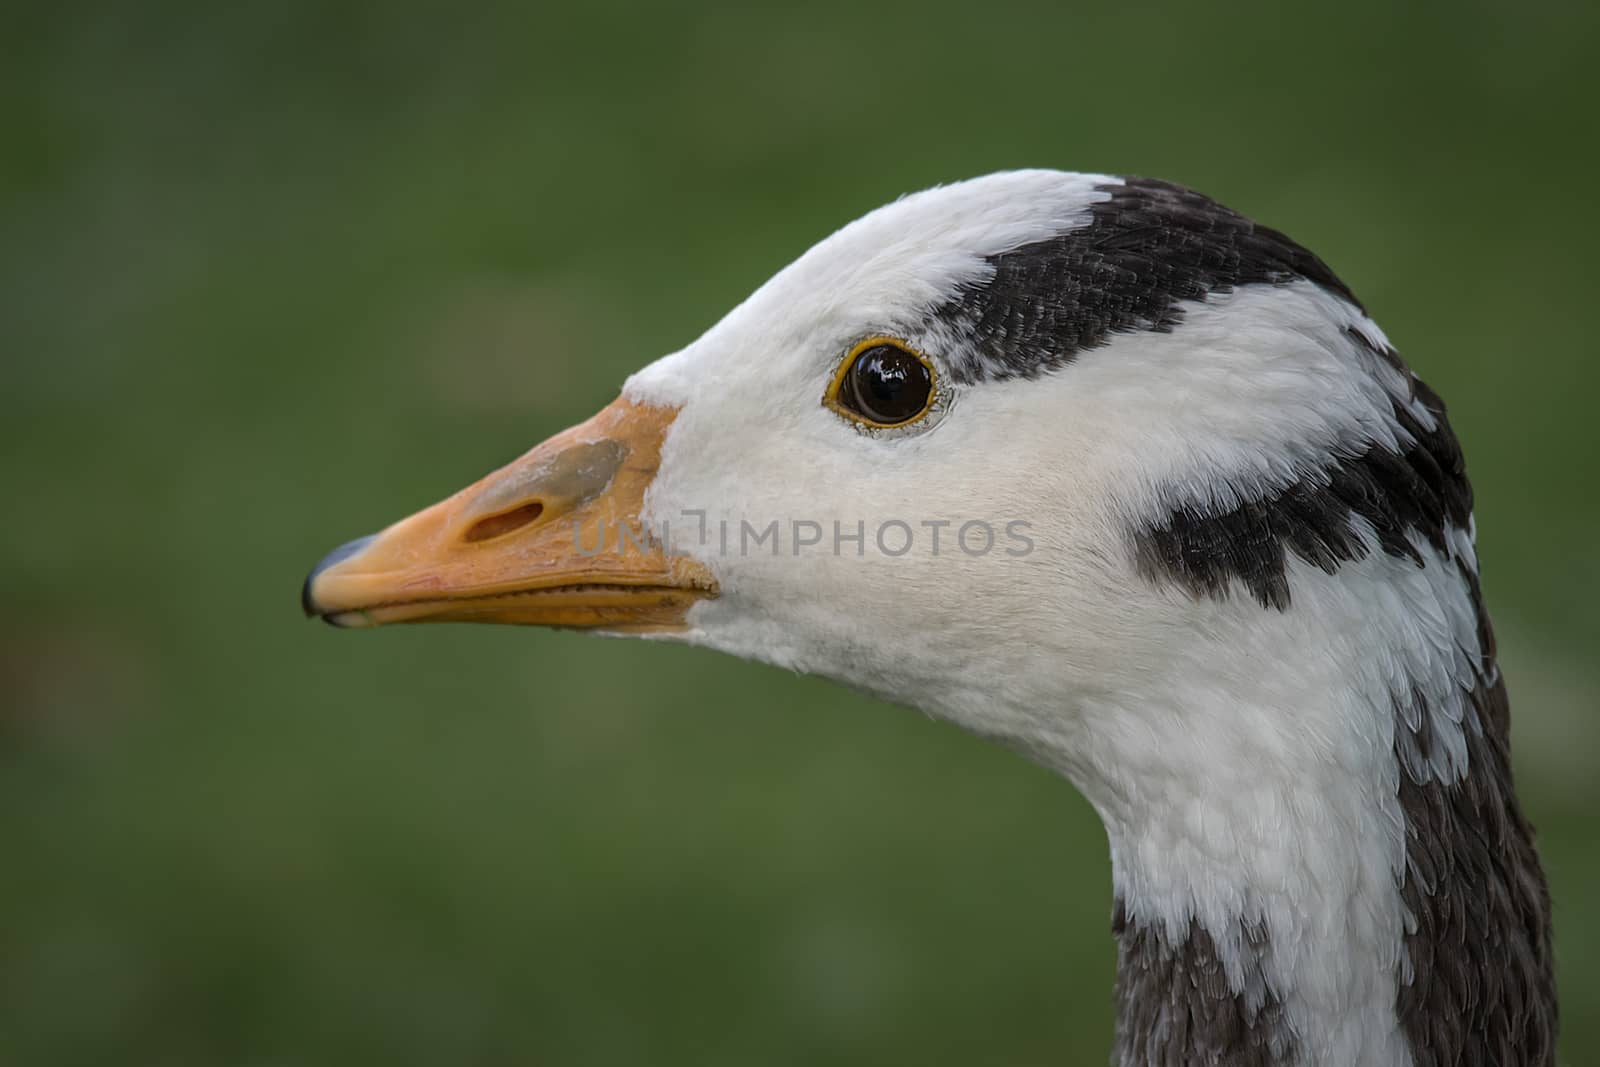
[831,341,935,427]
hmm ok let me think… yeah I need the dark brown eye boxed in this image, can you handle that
[834,342,934,426]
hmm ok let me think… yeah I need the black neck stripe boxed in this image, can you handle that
[1112,902,1296,1066]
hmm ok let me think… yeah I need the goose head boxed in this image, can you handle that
[303,170,1556,1066]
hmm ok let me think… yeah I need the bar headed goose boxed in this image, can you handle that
[303,170,1557,1066]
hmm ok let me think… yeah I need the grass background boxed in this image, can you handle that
[3,1,1597,1062]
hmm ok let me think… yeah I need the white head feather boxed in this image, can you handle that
[617,169,1499,1064]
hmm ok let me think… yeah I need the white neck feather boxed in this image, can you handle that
[998,527,1479,1067]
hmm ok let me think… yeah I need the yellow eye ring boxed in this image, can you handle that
[824,336,940,430]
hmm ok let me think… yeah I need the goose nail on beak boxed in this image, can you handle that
[301,397,717,631]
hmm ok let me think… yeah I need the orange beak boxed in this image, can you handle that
[301,397,717,632]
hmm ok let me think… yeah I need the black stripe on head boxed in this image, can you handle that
[932,176,1360,384]
[1132,362,1472,612]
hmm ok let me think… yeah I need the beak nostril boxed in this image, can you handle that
[463,501,546,543]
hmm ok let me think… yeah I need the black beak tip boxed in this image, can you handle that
[302,534,376,621]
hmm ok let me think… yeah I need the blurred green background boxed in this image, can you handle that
[4,1,1597,1063]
